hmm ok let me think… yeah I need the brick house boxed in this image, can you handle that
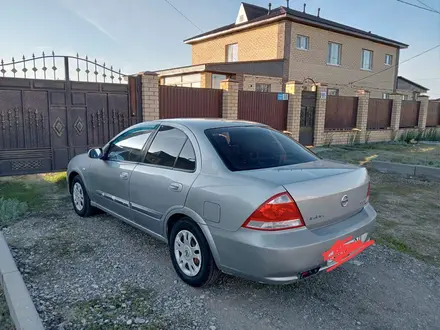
[396,76,429,100]
[158,2,411,98]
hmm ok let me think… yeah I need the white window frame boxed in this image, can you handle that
[226,43,238,62]
[385,54,393,66]
[361,49,373,70]
[327,42,342,66]
[296,35,309,50]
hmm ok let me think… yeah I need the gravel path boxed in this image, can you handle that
[3,189,440,330]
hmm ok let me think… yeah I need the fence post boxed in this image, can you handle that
[417,95,429,130]
[141,71,160,121]
[355,89,370,143]
[313,83,328,146]
[220,78,239,120]
[285,81,302,140]
[389,93,403,133]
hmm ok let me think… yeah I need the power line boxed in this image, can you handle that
[162,0,203,32]
[416,0,439,12]
[348,43,440,85]
[397,0,440,14]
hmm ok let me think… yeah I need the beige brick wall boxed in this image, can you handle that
[242,74,283,92]
[191,23,283,65]
[141,74,159,121]
[367,129,393,143]
[323,131,353,145]
[287,22,398,97]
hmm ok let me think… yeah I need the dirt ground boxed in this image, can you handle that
[315,142,440,168]
[1,162,440,329]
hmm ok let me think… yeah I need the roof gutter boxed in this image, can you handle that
[185,13,408,49]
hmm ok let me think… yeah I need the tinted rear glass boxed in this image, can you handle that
[205,126,319,171]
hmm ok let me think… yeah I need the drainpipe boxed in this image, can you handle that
[394,49,400,92]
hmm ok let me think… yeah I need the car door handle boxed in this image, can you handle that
[169,182,183,192]
[120,172,129,180]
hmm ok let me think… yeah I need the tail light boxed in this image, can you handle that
[366,182,370,204]
[242,192,305,231]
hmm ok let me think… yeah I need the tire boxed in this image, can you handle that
[71,175,95,217]
[169,217,221,287]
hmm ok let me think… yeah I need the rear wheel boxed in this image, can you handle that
[71,176,95,217]
[169,217,220,287]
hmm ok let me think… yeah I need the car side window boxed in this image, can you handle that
[144,125,190,168]
[174,139,196,171]
[107,126,156,162]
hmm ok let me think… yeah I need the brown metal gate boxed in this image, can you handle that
[299,91,316,146]
[159,85,222,119]
[0,53,142,177]
[238,91,288,131]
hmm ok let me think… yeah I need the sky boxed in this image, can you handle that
[1,0,439,97]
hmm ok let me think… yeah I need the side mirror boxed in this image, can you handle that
[88,148,103,159]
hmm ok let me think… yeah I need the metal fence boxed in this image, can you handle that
[325,95,358,130]
[159,85,223,119]
[367,98,392,129]
[426,101,440,127]
[400,101,420,128]
[237,91,288,131]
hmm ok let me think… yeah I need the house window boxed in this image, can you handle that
[256,83,271,92]
[385,54,393,66]
[382,93,390,99]
[212,74,227,89]
[361,49,373,70]
[327,42,341,65]
[226,43,238,62]
[327,88,339,96]
[296,35,309,50]
[164,74,201,88]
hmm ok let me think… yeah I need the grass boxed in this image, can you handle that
[315,142,440,168]
[0,287,14,330]
[368,170,440,266]
[68,286,191,329]
[0,172,67,229]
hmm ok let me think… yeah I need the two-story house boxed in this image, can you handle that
[157,2,409,98]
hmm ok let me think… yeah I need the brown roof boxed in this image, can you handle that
[184,3,408,49]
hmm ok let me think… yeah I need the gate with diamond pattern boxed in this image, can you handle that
[0,53,142,176]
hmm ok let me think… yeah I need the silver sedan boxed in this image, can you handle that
[67,119,376,287]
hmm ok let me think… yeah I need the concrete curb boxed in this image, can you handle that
[0,232,44,330]
[372,161,440,179]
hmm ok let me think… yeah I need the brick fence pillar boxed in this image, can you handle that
[389,93,403,132]
[355,90,370,143]
[417,95,429,130]
[141,72,160,121]
[285,81,302,140]
[313,84,328,146]
[220,78,239,120]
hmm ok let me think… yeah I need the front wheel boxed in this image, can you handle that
[169,218,220,287]
[71,176,95,217]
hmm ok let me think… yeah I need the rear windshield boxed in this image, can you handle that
[205,126,319,171]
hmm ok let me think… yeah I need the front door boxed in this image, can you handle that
[129,125,199,236]
[88,125,157,219]
[299,91,316,147]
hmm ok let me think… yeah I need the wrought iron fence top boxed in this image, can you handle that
[0,52,126,83]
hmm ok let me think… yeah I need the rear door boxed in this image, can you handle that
[129,124,199,236]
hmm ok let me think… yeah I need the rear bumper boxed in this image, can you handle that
[208,204,377,284]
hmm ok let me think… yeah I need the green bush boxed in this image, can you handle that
[0,197,28,228]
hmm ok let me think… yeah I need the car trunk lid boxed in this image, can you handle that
[239,160,369,229]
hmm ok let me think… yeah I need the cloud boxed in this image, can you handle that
[60,0,118,43]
